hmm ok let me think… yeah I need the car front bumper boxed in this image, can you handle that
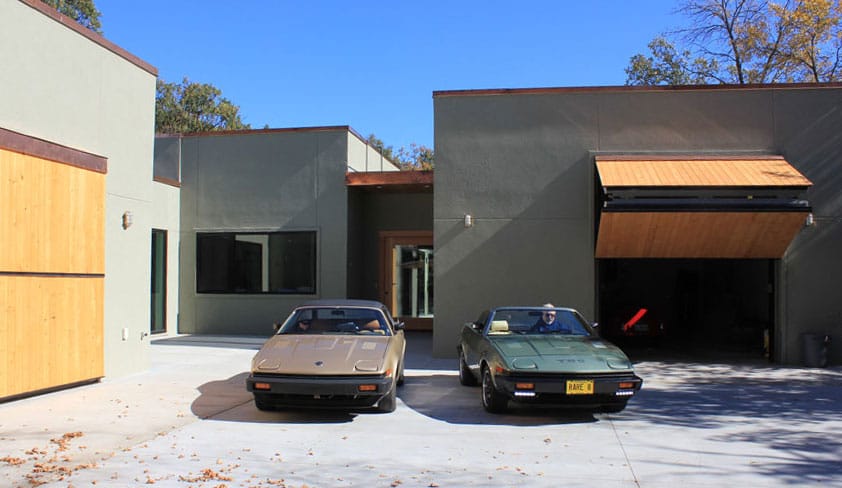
[494,373,643,406]
[246,373,393,408]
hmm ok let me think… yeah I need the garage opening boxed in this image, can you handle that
[597,259,774,359]
[593,155,812,360]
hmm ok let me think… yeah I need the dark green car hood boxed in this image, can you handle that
[490,335,634,373]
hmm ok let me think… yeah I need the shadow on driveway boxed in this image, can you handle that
[189,370,597,427]
[189,372,356,424]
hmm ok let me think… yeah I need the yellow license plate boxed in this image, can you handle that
[566,380,594,395]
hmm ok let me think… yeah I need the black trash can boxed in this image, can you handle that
[802,333,831,367]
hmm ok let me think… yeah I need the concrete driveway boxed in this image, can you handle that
[1,333,840,487]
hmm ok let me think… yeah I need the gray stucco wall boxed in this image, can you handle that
[178,130,351,335]
[434,85,842,363]
[772,88,842,364]
[433,93,600,356]
[0,1,157,377]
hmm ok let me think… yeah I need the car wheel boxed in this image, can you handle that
[377,384,397,413]
[599,403,627,414]
[253,393,274,412]
[481,367,507,413]
[458,350,477,386]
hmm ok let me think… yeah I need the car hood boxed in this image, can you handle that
[252,335,391,375]
[490,336,634,373]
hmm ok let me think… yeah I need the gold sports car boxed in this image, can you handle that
[246,300,406,412]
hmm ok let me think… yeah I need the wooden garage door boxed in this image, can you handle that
[0,133,105,399]
[595,155,812,259]
[596,211,808,258]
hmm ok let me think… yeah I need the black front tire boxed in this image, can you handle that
[599,403,627,414]
[458,350,478,386]
[481,367,508,413]
[253,393,274,412]
[397,361,405,386]
[377,385,397,413]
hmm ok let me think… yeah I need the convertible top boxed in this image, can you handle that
[296,299,387,309]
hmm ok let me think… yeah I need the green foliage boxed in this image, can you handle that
[626,37,700,85]
[367,134,434,170]
[155,78,250,134]
[41,0,102,33]
[626,0,842,85]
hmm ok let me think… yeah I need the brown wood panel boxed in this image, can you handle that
[346,170,433,192]
[1,149,105,274]
[0,275,104,398]
[595,157,812,188]
[596,211,808,258]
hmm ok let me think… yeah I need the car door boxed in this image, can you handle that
[461,310,489,372]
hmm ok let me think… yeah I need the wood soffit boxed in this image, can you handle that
[346,171,433,192]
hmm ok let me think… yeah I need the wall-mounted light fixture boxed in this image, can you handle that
[122,211,133,229]
[805,212,815,227]
[464,214,473,228]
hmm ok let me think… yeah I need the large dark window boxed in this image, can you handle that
[196,232,316,294]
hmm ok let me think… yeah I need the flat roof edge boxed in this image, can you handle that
[19,0,158,77]
[172,125,355,138]
[165,126,394,165]
[433,82,842,98]
[595,154,786,161]
[0,127,108,173]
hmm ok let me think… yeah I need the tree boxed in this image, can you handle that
[41,0,102,33]
[772,0,842,81]
[366,134,398,163]
[394,143,435,171]
[626,0,842,85]
[367,134,434,170]
[155,78,250,134]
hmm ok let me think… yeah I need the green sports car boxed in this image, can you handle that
[457,306,642,413]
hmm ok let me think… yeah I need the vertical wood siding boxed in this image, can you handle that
[0,148,104,398]
[1,150,104,273]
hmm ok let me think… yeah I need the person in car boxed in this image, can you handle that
[530,304,570,334]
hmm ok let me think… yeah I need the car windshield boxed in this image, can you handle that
[277,307,390,336]
[486,308,593,336]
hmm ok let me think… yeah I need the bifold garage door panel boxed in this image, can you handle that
[595,156,812,258]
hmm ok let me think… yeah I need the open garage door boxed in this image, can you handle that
[595,155,812,258]
[595,156,811,359]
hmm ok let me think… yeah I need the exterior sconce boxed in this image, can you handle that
[122,211,133,229]
[464,214,473,228]
[805,212,815,227]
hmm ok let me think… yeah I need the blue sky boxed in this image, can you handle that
[96,1,682,150]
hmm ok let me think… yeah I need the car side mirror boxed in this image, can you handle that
[394,321,405,331]
[591,322,599,328]
[272,322,281,332]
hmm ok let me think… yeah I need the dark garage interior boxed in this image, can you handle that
[597,259,774,360]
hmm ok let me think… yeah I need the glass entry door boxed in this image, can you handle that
[380,231,433,330]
